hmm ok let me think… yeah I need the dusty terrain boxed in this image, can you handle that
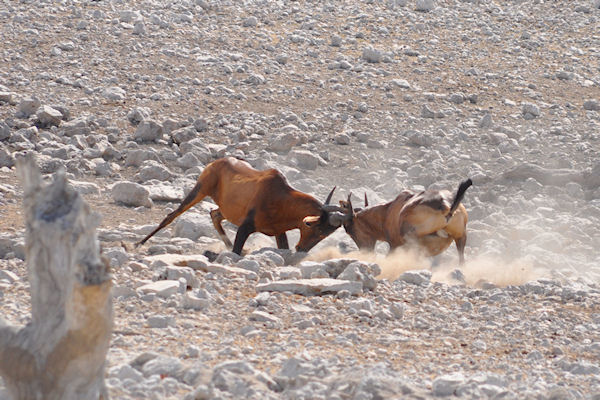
[1,0,600,399]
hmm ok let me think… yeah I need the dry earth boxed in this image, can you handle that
[1,0,600,399]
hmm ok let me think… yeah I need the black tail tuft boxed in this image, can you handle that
[136,181,203,247]
[448,179,472,218]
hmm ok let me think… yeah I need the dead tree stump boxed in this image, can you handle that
[0,155,113,400]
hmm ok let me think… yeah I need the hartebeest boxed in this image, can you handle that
[137,157,347,254]
[340,179,472,264]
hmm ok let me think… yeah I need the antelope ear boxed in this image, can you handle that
[303,215,321,227]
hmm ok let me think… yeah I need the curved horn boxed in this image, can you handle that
[324,186,336,205]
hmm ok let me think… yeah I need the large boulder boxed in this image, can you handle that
[134,120,164,142]
[112,181,152,208]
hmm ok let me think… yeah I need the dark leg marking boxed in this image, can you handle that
[276,233,289,249]
[232,209,256,255]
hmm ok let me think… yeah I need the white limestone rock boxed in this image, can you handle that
[16,97,40,118]
[36,105,63,127]
[136,160,173,182]
[112,181,153,208]
[397,270,432,285]
[134,120,164,142]
[432,373,466,396]
[256,278,363,296]
[138,280,180,298]
[415,0,435,12]
[173,213,216,241]
[362,47,382,63]
[102,86,126,101]
[268,132,299,154]
[127,107,152,125]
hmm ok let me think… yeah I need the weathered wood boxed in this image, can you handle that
[0,155,113,400]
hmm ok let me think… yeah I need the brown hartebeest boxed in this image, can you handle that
[340,179,472,264]
[137,157,346,254]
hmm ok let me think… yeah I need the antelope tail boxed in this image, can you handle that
[447,179,473,221]
[136,182,204,247]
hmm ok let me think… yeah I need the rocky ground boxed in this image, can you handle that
[1,0,600,398]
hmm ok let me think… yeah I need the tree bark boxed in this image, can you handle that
[0,155,113,400]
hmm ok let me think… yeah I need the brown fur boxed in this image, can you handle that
[137,157,343,254]
[341,181,471,264]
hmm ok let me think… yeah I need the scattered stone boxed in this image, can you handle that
[290,149,319,170]
[330,35,342,47]
[112,181,153,208]
[137,160,173,181]
[0,146,15,168]
[268,132,298,153]
[167,266,198,288]
[138,280,180,298]
[242,16,258,27]
[432,373,465,396]
[0,270,19,283]
[397,270,432,285]
[256,278,363,296]
[405,130,433,146]
[479,113,493,129]
[173,213,216,241]
[125,149,161,167]
[0,121,9,141]
[421,104,436,118]
[0,3,598,399]
[583,99,600,111]
[334,133,351,145]
[127,107,152,125]
[141,356,183,379]
[147,315,175,328]
[192,263,258,280]
[362,47,382,63]
[0,92,14,104]
[448,93,465,104]
[522,102,541,119]
[61,117,91,136]
[110,364,144,382]
[337,261,380,291]
[193,118,208,132]
[415,0,435,12]
[249,310,281,325]
[102,86,126,101]
[134,120,164,142]
[391,79,411,89]
[181,291,211,310]
[36,105,63,127]
[16,97,40,118]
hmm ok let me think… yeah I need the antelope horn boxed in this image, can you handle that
[346,192,354,214]
[324,186,336,205]
[364,192,368,207]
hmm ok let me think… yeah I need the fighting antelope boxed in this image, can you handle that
[340,180,472,264]
[137,157,347,254]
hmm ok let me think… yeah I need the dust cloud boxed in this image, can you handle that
[307,246,548,287]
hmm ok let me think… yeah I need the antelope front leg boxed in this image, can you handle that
[276,233,289,249]
[210,208,233,249]
[232,209,256,255]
